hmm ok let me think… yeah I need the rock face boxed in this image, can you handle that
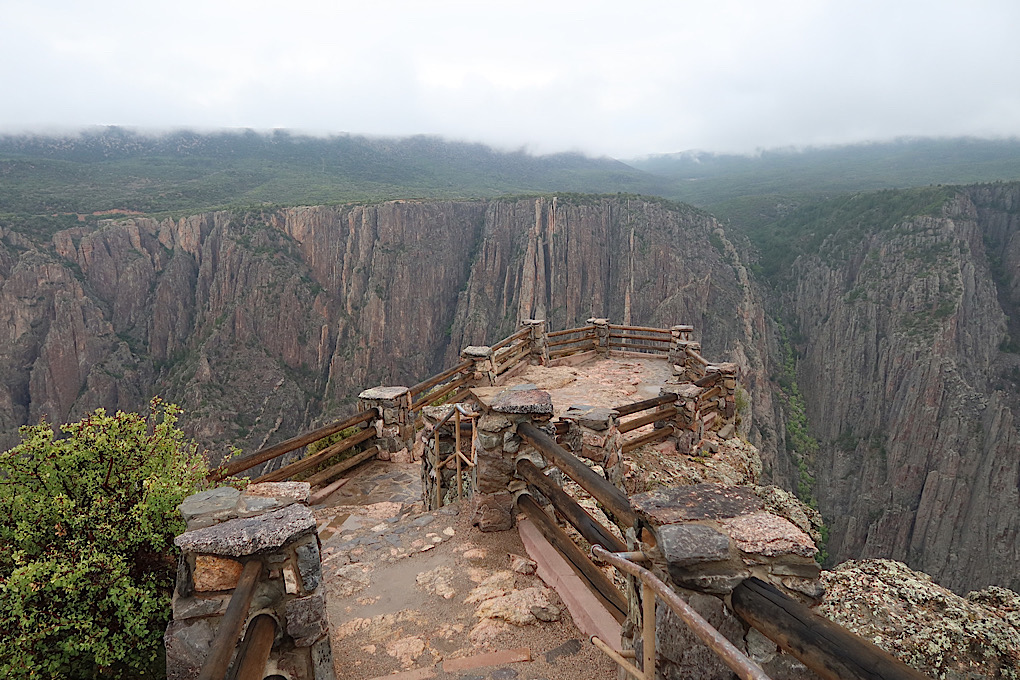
[790,186,1020,592]
[0,198,774,470]
[820,559,1020,679]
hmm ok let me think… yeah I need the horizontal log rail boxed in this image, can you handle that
[410,372,474,411]
[731,577,932,680]
[695,372,722,387]
[229,613,276,680]
[409,359,473,398]
[495,347,531,375]
[548,335,595,348]
[209,409,378,482]
[490,326,532,352]
[517,422,637,527]
[608,324,672,335]
[608,333,672,344]
[517,493,627,623]
[255,426,377,483]
[516,459,627,553]
[622,425,675,453]
[609,340,670,351]
[547,325,595,338]
[686,347,709,366]
[550,346,595,360]
[613,394,676,417]
[618,407,677,434]
[197,560,263,680]
[592,547,771,680]
[302,444,380,487]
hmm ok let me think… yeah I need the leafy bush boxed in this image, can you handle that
[0,399,208,679]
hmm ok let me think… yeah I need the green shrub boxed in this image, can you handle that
[0,398,208,679]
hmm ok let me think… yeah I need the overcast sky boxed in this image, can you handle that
[3,0,1019,157]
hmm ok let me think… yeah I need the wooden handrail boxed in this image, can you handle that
[517,494,627,622]
[227,614,276,680]
[548,335,595,348]
[547,325,594,338]
[608,324,672,335]
[593,548,771,680]
[731,578,932,680]
[197,560,263,680]
[608,333,672,344]
[209,409,378,481]
[622,425,675,453]
[618,407,677,434]
[410,373,473,411]
[254,426,377,483]
[409,360,473,398]
[490,326,532,351]
[614,394,676,417]
[516,459,627,553]
[517,422,637,527]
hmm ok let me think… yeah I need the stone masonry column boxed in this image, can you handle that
[166,482,335,680]
[588,317,611,357]
[560,405,625,489]
[358,386,413,462]
[461,345,496,386]
[469,386,555,531]
[660,384,702,455]
[521,318,549,365]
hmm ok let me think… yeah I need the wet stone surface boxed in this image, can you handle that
[631,483,764,524]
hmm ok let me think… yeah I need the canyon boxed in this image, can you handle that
[0,189,1017,593]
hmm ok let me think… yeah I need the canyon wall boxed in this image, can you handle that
[3,187,1016,592]
[791,185,1020,592]
[0,198,776,467]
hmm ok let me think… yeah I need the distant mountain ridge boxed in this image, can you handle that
[0,127,669,216]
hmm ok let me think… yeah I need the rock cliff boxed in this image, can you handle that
[0,198,774,467]
[790,184,1020,592]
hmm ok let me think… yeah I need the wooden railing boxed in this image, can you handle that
[548,325,597,359]
[608,324,671,357]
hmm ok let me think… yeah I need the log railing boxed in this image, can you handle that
[608,324,672,357]
[209,408,379,482]
[592,547,771,680]
[548,325,597,360]
[196,560,264,680]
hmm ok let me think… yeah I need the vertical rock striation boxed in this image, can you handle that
[791,186,1020,592]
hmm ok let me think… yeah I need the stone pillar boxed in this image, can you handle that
[670,339,704,383]
[470,386,554,531]
[521,318,549,364]
[628,484,822,680]
[461,345,496,386]
[697,363,738,439]
[560,405,625,489]
[588,317,611,357]
[660,384,701,455]
[668,325,694,370]
[166,482,335,680]
[358,386,413,462]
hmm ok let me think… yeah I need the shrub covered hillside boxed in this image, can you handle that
[0,399,209,679]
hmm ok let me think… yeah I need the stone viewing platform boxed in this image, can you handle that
[173,319,947,680]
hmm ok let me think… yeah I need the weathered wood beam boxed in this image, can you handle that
[613,394,676,417]
[254,427,377,483]
[516,458,627,553]
[731,577,933,680]
[516,493,627,623]
[209,409,378,481]
[618,407,677,434]
[622,425,675,453]
[303,445,380,487]
[517,422,637,528]
[409,360,473,398]
[197,560,263,680]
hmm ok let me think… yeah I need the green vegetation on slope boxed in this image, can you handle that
[0,399,209,679]
[0,128,669,216]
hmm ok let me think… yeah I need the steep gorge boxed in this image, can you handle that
[2,186,1018,593]
[788,184,1020,592]
[0,197,777,466]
